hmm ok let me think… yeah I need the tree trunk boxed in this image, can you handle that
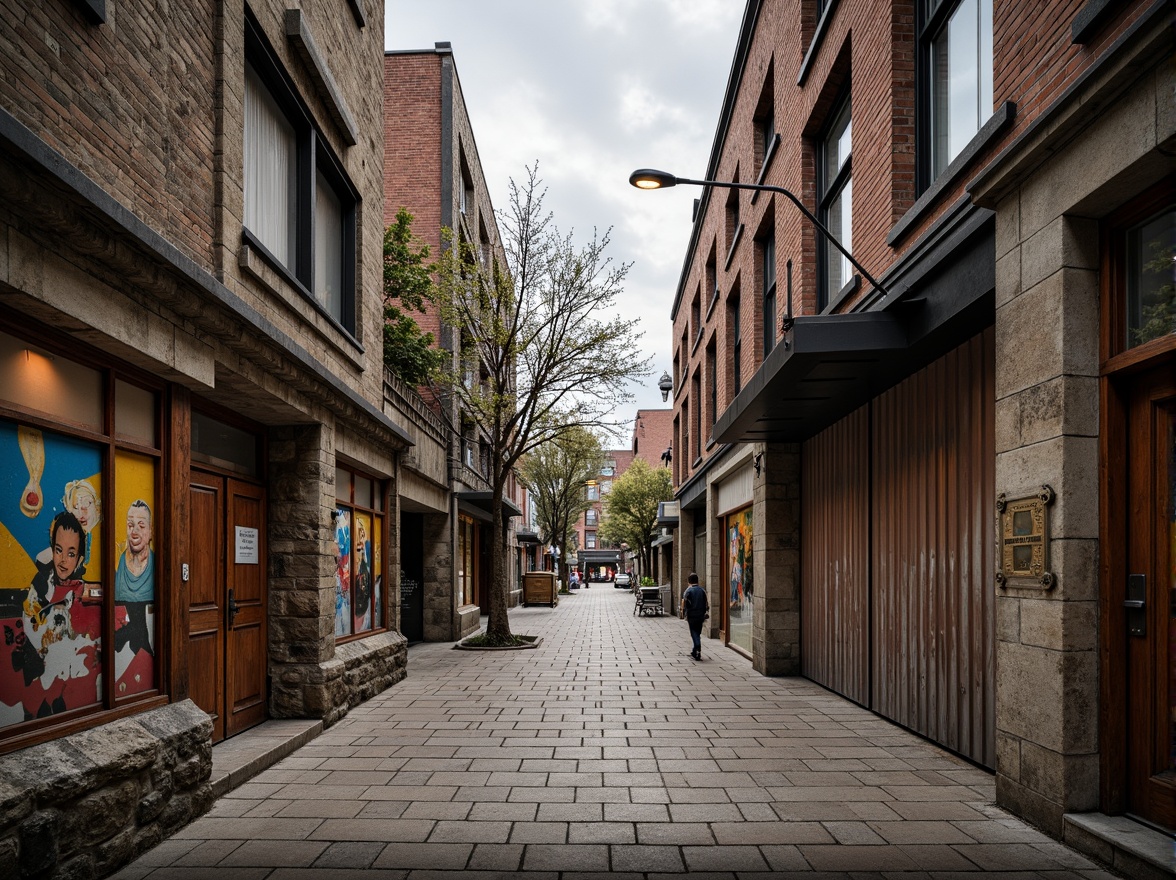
[485,482,512,639]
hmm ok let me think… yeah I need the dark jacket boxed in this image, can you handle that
[682,583,708,622]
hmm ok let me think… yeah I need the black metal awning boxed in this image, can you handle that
[714,313,908,444]
[457,491,523,523]
[515,528,541,544]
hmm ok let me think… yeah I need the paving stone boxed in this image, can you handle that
[219,840,329,867]
[567,821,636,844]
[311,841,387,869]
[522,844,610,872]
[427,820,511,843]
[610,844,686,872]
[508,822,567,844]
[465,842,524,871]
[681,845,769,872]
[372,842,472,870]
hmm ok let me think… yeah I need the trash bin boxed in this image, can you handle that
[522,571,558,607]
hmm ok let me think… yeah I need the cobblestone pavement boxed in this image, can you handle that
[115,587,1119,879]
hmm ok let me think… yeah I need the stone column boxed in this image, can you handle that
[267,422,347,724]
[754,442,801,675]
[422,510,453,641]
[993,201,1100,836]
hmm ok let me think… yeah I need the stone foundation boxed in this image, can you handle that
[0,700,213,880]
[336,631,409,708]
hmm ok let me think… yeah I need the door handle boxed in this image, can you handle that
[1125,574,1146,637]
[228,588,241,625]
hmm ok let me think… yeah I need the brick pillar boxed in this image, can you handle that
[754,442,801,675]
[993,206,1100,835]
[267,423,347,724]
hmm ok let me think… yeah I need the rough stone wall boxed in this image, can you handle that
[982,12,1175,837]
[422,510,454,641]
[753,441,801,675]
[0,701,213,880]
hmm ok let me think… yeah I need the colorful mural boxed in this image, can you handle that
[113,451,156,698]
[725,506,753,654]
[354,511,373,633]
[334,509,352,637]
[0,421,103,730]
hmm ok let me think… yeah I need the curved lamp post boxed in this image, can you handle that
[628,168,888,297]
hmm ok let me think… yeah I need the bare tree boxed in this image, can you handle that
[433,165,649,642]
[520,428,604,591]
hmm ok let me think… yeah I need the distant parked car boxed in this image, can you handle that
[614,572,632,589]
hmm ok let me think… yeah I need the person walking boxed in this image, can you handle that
[680,572,709,660]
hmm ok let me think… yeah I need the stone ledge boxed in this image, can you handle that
[209,718,323,799]
[1064,812,1175,879]
[0,699,214,878]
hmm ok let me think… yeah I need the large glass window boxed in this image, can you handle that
[244,17,356,334]
[458,515,476,606]
[820,98,853,309]
[725,506,754,654]
[925,0,993,179]
[1126,207,1176,349]
[334,467,386,638]
[0,334,162,745]
[762,233,777,356]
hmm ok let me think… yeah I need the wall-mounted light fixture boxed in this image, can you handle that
[753,452,763,477]
[657,371,673,402]
[660,444,673,469]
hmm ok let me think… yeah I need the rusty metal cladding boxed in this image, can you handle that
[801,404,870,706]
[871,327,995,768]
[799,329,995,769]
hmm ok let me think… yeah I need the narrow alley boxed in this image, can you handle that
[114,588,1117,878]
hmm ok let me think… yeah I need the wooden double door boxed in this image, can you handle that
[187,470,267,743]
[1119,364,1176,829]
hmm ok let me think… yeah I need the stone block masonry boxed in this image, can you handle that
[0,700,214,879]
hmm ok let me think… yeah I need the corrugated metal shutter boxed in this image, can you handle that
[800,328,995,767]
[801,406,870,706]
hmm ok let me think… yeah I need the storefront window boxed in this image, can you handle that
[725,507,754,654]
[1126,206,1175,349]
[459,515,476,606]
[334,467,385,640]
[0,335,162,744]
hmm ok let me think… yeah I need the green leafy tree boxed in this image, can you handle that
[519,428,604,591]
[383,208,446,385]
[598,458,674,578]
[1128,235,1176,347]
[433,164,650,640]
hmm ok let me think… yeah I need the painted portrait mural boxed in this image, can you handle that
[0,421,104,729]
[334,509,352,637]
[725,506,753,654]
[114,451,156,698]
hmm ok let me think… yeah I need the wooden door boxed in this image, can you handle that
[188,472,225,742]
[186,471,267,743]
[1125,366,1176,829]
[226,480,266,736]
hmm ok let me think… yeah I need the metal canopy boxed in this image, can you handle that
[456,491,523,522]
[714,312,909,444]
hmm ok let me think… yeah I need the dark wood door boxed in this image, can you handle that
[187,471,267,743]
[188,473,226,742]
[226,480,266,736]
[1125,366,1176,829]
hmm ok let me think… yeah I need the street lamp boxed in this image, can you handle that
[628,168,888,297]
[657,370,673,402]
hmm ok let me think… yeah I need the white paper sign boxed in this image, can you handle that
[235,526,259,564]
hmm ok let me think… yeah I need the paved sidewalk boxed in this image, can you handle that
[115,587,1121,878]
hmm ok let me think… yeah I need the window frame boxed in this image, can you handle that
[818,94,853,312]
[730,291,743,395]
[0,324,167,754]
[334,465,389,641]
[243,13,358,337]
[762,232,777,356]
[917,0,994,190]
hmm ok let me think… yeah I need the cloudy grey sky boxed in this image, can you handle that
[383,1,745,426]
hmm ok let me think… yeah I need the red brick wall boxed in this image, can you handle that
[383,52,444,347]
[670,0,1156,487]
[632,409,674,469]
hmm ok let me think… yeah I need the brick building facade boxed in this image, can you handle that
[383,44,527,641]
[658,0,1173,869]
[0,2,416,875]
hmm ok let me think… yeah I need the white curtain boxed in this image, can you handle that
[244,64,296,269]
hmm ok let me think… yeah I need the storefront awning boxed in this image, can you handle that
[515,528,541,544]
[456,491,523,523]
[714,312,908,444]
[656,500,679,527]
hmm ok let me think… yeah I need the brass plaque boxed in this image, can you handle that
[996,486,1055,589]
